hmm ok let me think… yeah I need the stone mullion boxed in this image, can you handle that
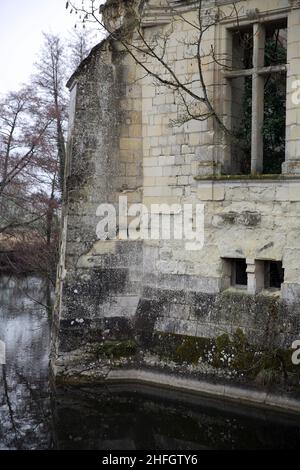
[251,23,266,175]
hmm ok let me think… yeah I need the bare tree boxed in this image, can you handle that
[67,28,95,72]
[0,87,56,233]
[66,0,241,136]
[0,28,97,279]
[33,33,68,193]
[0,85,61,293]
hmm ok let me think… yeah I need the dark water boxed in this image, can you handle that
[1,275,300,450]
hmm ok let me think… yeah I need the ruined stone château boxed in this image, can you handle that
[52,0,300,407]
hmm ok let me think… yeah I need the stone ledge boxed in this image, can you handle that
[221,287,282,298]
[106,368,300,415]
[194,174,300,182]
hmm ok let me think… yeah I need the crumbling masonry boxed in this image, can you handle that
[52,0,300,407]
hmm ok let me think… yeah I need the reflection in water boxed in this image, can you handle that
[1,275,300,450]
[0,275,51,449]
[52,386,300,450]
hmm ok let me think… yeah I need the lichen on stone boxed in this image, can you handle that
[94,339,137,359]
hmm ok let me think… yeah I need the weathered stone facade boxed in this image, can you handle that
[52,0,300,408]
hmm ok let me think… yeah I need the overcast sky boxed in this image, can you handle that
[0,0,102,95]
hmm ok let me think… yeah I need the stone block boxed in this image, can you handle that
[197,184,225,201]
[289,184,300,201]
[158,155,175,166]
[144,166,163,177]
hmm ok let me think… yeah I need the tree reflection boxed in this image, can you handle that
[0,275,51,449]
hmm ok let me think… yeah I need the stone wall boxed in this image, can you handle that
[52,0,300,400]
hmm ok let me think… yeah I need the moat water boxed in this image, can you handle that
[1,274,300,450]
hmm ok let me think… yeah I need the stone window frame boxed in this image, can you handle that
[264,260,285,289]
[222,257,248,291]
[232,258,248,288]
[221,15,288,175]
[222,257,284,295]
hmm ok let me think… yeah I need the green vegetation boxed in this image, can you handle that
[174,336,211,364]
[151,330,300,387]
[95,339,137,359]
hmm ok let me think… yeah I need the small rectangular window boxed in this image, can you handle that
[222,258,248,289]
[234,259,248,286]
[264,261,284,289]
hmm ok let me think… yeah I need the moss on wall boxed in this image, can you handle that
[95,339,137,359]
[150,330,300,387]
